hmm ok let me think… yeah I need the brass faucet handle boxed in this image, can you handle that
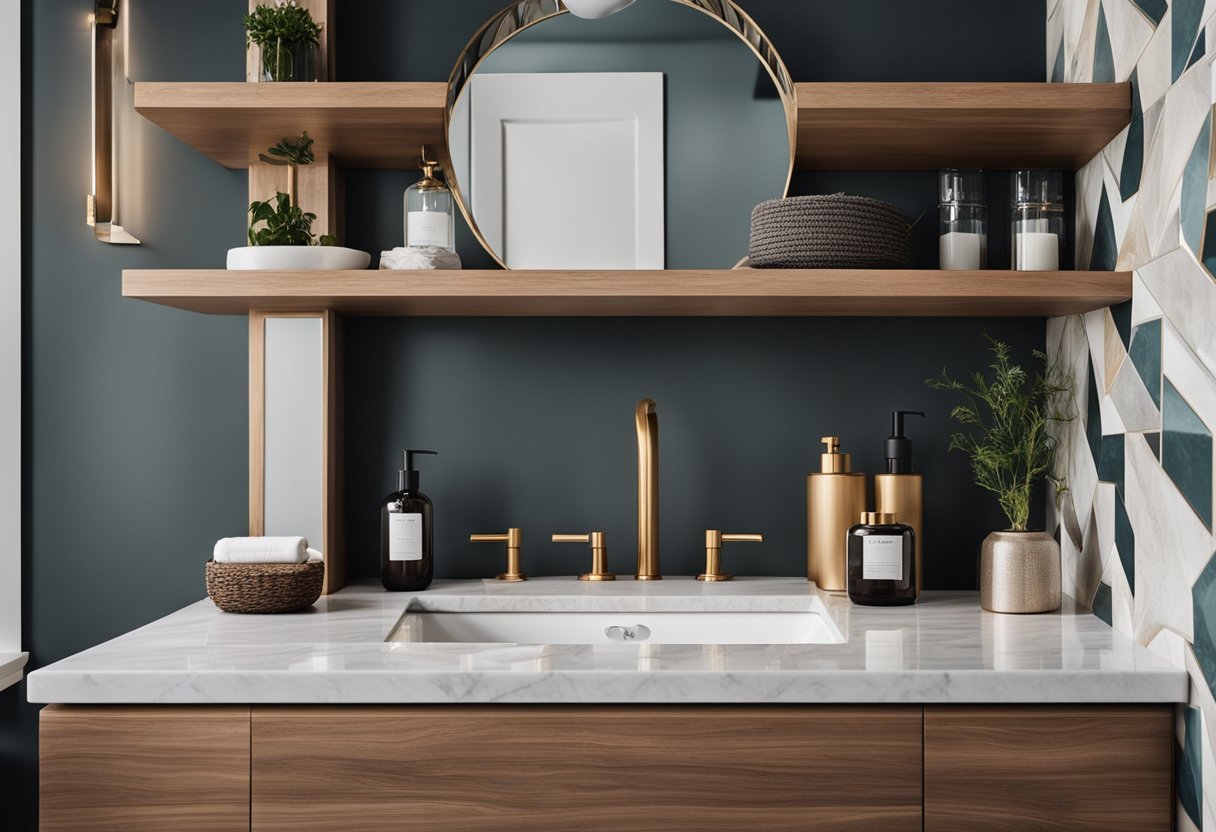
[552,532,615,582]
[697,530,764,582]
[470,528,526,582]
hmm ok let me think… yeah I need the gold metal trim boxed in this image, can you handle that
[443,0,796,269]
[696,530,763,582]
[471,527,527,581]
[553,532,616,581]
[635,399,660,580]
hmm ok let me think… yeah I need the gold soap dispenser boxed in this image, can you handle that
[807,436,868,591]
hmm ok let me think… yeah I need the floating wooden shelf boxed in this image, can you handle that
[134,82,448,169]
[135,81,1130,171]
[793,82,1130,170]
[123,269,1132,317]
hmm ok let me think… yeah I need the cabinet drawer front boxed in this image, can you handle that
[252,705,922,832]
[924,705,1173,832]
[40,705,252,832]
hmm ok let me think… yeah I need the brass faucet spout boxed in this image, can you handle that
[635,398,661,580]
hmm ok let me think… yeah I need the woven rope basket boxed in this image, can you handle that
[205,559,325,614]
[748,194,910,269]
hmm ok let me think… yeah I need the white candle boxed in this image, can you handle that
[939,231,985,270]
[1014,231,1059,270]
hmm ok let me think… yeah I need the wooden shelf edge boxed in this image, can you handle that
[122,269,1132,318]
[135,81,1131,171]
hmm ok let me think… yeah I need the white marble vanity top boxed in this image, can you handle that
[27,578,1186,704]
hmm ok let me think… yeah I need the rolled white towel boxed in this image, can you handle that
[213,536,309,564]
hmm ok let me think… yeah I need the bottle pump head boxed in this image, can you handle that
[885,411,924,474]
[819,436,852,473]
[399,449,437,491]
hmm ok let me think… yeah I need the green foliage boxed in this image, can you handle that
[258,133,315,168]
[244,2,322,48]
[247,192,335,247]
[246,134,336,247]
[248,192,314,246]
[926,334,1074,532]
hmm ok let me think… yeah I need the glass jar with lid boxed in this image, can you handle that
[1011,170,1064,271]
[938,169,987,270]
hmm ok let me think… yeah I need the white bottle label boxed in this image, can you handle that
[862,535,903,581]
[407,212,450,249]
[389,513,423,562]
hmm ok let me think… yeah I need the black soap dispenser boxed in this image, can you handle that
[875,411,925,597]
[381,449,437,591]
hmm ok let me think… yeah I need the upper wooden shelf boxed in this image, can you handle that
[135,82,448,169]
[122,269,1131,317]
[135,81,1130,171]
[793,82,1130,170]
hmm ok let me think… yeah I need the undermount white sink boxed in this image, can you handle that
[388,610,841,645]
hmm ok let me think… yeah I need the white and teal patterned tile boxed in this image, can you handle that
[1129,316,1164,407]
[1104,0,1159,78]
[1069,0,1105,81]
[1138,5,1176,104]
[1107,537,1136,634]
[1141,60,1211,251]
[1133,272,1166,322]
[1175,0,1208,81]
[1110,353,1162,428]
[1138,247,1216,369]
[1094,480,1119,565]
[1163,374,1214,528]
[1127,432,1212,642]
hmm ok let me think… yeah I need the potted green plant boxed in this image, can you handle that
[927,334,1073,614]
[227,133,370,270]
[244,1,323,82]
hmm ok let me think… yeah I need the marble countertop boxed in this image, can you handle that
[26,578,1187,704]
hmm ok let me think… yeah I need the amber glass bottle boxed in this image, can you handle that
[381,450,436,591]
[847,512,916,606]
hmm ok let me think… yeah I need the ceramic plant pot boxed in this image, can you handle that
[226,246,372,271]
[979,530,1061,614]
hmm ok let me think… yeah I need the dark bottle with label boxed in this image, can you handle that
[381,449,437,592]
[847,512,916,606]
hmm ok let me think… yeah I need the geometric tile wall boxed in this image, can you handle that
[1048,2,1216,829]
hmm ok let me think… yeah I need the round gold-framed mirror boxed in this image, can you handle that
[444,0,796,270]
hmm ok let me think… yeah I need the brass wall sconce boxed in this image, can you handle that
[89,0,139,244]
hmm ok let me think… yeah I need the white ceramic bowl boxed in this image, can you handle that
[226,246,372,271]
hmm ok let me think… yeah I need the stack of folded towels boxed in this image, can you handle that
[213,536,320,564]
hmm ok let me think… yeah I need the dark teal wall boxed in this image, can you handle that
[2,1,1045,827]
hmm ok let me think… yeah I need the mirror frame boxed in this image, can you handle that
[444,0,797,269]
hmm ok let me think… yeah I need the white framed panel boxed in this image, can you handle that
[263,317,325,552]
[0,0,22,691]
[468,72,664,269]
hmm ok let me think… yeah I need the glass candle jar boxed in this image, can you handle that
[1011,170,1064,271]
[938,169,987,270]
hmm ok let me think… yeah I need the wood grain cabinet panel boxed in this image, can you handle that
[40,705,252,832]
[924,705,1173,832]
[251,705,923,832]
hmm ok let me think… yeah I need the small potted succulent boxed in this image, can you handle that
[927,334,1073,614]
[245,1,323,82]
[227,133,370,270]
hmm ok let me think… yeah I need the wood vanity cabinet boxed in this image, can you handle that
[39,704,1173,831]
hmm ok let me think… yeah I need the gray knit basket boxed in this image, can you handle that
[748,194,910,269]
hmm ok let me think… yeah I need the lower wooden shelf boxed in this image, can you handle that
[122,268,1131,317]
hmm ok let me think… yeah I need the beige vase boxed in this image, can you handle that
[980,530,1061,614]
